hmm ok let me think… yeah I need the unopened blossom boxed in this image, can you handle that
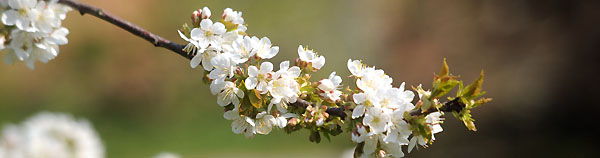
[318,71,343,102]
[211,80,244,107]
[253,37,279,59]
[297,45,325,70]
[224,109,256,138]
[246,61,273,94]
[190,19,226,49]
[222,8,244,25]
[200,6,211,19]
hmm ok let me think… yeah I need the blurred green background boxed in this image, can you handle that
[1,0,599,157]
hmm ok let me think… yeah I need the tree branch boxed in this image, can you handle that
[57,0,193,59]
[58,0,352,119]
[408,97,465,116]
[291,99,347,120]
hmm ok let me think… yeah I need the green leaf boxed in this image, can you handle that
[462,70,485,99]
[322,131,331,142]
[248,89,263,109]
[309,131,321,143]
[439,58,450,78]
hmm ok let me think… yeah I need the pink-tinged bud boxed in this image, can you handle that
[288,118,299,126]
[191,10,201,27]
[323,112,329,118]
[201,7,211,19]
[378,150,387,158]
[320,105,328,110]
[295,58,300,66]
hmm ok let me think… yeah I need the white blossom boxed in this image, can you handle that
[1,0,71,69]
[245,61,273,94]
[273,113,296,128]
[253,37,278,59]
[0,112,105,158]
[208,53,243,80]
[5,27,69,69]
[267,100,289,113]
[357,68,393,92]
[222,8,244,25]
[229,36,257,61]
[362,107,390,134]
[224,109,256,138]
[254,111,275,135]
[351,92,379,119]
[268,61,301,104]
[0,35,5,50]
[347,59,366,78]
[211,80,244,107]
[154,152,180,158]
[273,61,300,79]
[318,71,343,102]
[297,45,325,70]
[2,0,38,32]
[190,19,226,49]
[407,112,443,153]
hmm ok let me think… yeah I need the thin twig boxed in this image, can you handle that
[57,0,193,59]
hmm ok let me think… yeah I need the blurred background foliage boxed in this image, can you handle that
[1,0,599,157]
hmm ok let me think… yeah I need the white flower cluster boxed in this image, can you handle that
[0,0,71,69]
[0,112,105,158]
[180,7,342,138]
[347,59,442,158]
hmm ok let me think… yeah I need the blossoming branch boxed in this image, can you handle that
[0,0,491,158]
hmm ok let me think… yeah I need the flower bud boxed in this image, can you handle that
[288,118,299,126]
[201,7,211,19]
[378,149,387,158]
[191,10,201,27]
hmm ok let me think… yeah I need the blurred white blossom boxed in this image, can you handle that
[0,112,105,158]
